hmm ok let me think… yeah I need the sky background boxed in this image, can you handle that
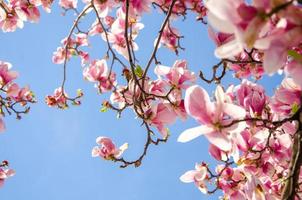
[0,3,283,200]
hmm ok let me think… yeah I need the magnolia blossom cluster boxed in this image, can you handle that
[110,60,195,137]
[0,160,15,188]
[178,78,301,199]
[52,33,89,65]
[83,59,116,93]
[90,59,195,160]
[45,87,83,109]
[0,61,35,130]
[47,0,302,198]
[206,0,302,84]
[0,0,53,32]
[52,0,208,64]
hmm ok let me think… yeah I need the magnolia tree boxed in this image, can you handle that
[1,0,302,199]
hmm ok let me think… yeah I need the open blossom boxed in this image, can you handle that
[154,60,196,89]
[178,85,246,151]
[0,61,18,86]
[83,59,116,93]
[0,0,54,32]
[125,0,151,16]
[180,163,208,194]
[89,19,104,36]
[270,77,302,118]
[11,0,40,23]
[0,163,15,188]
[145,103,177,138]
[59,0,77,9]
[229,51,264,79]
[205,0,263,58]
[206,0,302,82]
[0,13,24,32]
[103,8,143,59]
[7,84,35,103]
[45,87,68,108]
[93,0,117,18]
[157,25,181,53]
[52,34,89,64]
[235,80,267,116]
[91,137,128,160]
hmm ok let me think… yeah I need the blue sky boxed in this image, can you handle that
[0,3,283,200]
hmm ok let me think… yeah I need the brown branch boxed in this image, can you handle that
[113,123,168,168]
[282,111,302,200]
[61,4,92,90]
[143,0,177,78]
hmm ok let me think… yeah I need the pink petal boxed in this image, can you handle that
[263,40,287,75]
[184,85,214,124]
[207,11,235,34]
[215,39,243,58]
[205,131,232,151]
[223,103,246,119]
[179,170,197,183]
[154,65,170,76]
[178,125,214,143]
[286,61,302,88]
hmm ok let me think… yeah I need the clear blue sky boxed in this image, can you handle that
[0,3,282,200]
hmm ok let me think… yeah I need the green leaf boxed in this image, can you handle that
[134,65,144,78]
[292,102,300,114]
[288,50,302,62]
[100,106,108,113]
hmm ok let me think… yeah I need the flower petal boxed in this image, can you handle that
[179,170,197,183]
[178,125,213,143]
[215,39,243,58]
[224,103,246,119]
[205,131,232,151]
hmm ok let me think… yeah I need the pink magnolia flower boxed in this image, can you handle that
[45,87,68,108]
[40,0,53,13]
[7,83,34,103]
[105,9,143,59]
[146,103,177,138]
[91,136,128,160]
[0,61,18,86]
[74,33,88,46]
[180,163,208,194]
[262,26,302,75]
[83,59,116,93]
[124,0,151,16]
[89,20,104,36]
[11,0,40,23]
[0,167,15,187]
[157,25,181,53]
[53,35,88,64]
[154,60,196,89]
[59,0,77,9]
[235,80,267,116]
[0,13,24,32]
[286,59,302,88]
[110,78,149,109]
[178,85,246,151]
[205,0,258,58]
[93,0,117,18]
[244,174,267,200]
[52,47,71,64]
[228,51,264,80]
[270,78,301,118]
